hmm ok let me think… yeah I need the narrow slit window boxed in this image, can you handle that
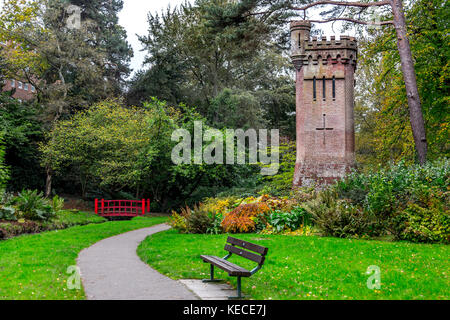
[298,34,301,48]
[332,76,336,100]
[323,76,326,100]
[313,77,317,101]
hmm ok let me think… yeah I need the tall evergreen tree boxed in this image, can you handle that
[69,0,133,93]
[128,1,295,134]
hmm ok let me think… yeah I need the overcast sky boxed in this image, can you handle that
[119,0,188,76]
[1,0,349,76]
[118,0,351,77]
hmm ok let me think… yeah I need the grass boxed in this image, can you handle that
[1,210,107,240]
[138,230,450,300]
[0,216,167,300]
[50,210,107,226]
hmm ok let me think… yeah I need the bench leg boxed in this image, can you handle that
[228,276,244,300]
[202,265,223,283]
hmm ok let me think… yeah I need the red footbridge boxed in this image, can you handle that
[95,199,151,217]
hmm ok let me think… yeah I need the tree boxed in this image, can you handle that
[0,92,45,190]
[129,1,295,134]
[0,54,8,87]
[1,0,134,195]
[0,0,133,118]
[40,98,256,210]
[0,135,10,192]
[354,0,449,165]
[209,88,265,130]
[209,0,430,164]
[0,0,46,80]
[69,0,133,93]
[40,100,156,198]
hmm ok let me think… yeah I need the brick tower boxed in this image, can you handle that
[290,21,358,187]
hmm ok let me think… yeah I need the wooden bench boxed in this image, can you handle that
[200,237,269,299]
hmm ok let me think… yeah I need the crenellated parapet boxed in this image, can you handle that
[290,21,358,70]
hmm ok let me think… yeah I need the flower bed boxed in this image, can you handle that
[169,194,315,236]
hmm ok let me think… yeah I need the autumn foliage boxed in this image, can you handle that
[221,202,271,233]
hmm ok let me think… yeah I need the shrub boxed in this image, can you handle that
[320,159,450,242]
[291,187,317,204]
[206,212,224,235]
[222,202,271,233]
[0,192,14,205]
[185,204,217,234]
[391,193,449,243]
[265,197,299,212]
[11,190,55,221]
[303,189,382,238]
[259,141,296,197]
[169,208,188,234]
[170,203,224,235]
[336,159,449,218]
[203,197,237,214]
[267,207,311,234]
[51,195,65,213]
[0,136,9,192]
[0,220,42,239]
[0,206,16,221]
[0,210,105,240]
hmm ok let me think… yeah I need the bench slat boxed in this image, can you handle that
[227,237,268,255]
[200,255,251,277]
[201,255,248,272]
[224,244,265,265]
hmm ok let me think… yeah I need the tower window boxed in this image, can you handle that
[332,76,336,100]
[323,76,326,100]
[313,77,317,101]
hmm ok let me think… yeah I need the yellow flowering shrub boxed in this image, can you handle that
[203,197,237,214]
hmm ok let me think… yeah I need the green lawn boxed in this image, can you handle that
[138,230,450,300]
[50,210,107,227]
[0,216,167,300]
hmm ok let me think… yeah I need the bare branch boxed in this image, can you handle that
[290,1,391,11]
[308,18,393,25]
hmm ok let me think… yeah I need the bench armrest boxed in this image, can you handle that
[222,253,232,260]
[250,265,262,276]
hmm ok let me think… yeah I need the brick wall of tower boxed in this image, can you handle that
[290,21,358,187]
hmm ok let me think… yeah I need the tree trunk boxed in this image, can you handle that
[45,167,52,198]
[390,0,428,164]
[80,174,87,199]
[136,184,140,199]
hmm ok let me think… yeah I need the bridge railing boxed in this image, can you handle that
[95,199,151,217]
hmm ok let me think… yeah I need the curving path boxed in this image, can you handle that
[77,224,199,300]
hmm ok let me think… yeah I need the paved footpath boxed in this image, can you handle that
[77,224,199,300]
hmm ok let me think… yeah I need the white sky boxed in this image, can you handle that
[0,0,352,76]
[119,0,350,77]
[119,0,188,76]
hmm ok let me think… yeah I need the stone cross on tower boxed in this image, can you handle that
[316,114,334,145]
[290,21,358,187]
